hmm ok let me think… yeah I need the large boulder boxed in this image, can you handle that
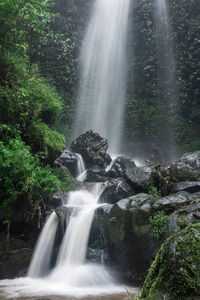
[70,131,111,169]
[54,149,78,177]
[125,166,166,194]
[0,235,32,279]
[140,224,200,300]
[84,167,108,182]
[153,191,192,212]
[106,156,136,178]
[99,178,134,204]
[97,194,159,283]
[170,151,200,182]
[96,191,199,284]
[171,181,200,193]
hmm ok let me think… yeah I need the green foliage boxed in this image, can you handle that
[140,224,200,299]
[0,137,71,221]
[149,211,168,239]
[109,216,117,223]
[0,0,73,228]
[148,186,161,198]
[0,58,65,155]
[125,0,200,155]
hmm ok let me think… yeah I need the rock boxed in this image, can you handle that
[125,165,165,193]
[153,191,192,212]
[107,156,136,178]
[87,248,104,263]
[85,167,108,182]
[99,178,134,204]
[0,235,32,279]
[54,149,77,177]
[70,131,112,169]
[50,191,64,209]
[125,193,155,211]
[55,205,68,221]
[140,224,200,299]
[171,181,200,193]
[170,151,200,182]
[96,198,159,284]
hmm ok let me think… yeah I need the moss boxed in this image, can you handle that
[140,224,200,300]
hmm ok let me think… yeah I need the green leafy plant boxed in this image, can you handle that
[148,186,161,198]
[149,211,168,239]
[109,216,117,223]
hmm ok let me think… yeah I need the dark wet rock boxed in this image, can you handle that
[54,149,77,177]
[170,151,200,182]
[125,165,166,193]
[107,156,136,178]
[70,131,112,169]
[171,181,200,193]
[125,193,155,211]
[0,235,32,279]
[50,191,64,209]
[85,167,108,182]
[99,178,134,204]
[0,248,32,279]
[55,205,68,221]
[96,199,159,284]
[153,191,192,212]
[87,248,104,263]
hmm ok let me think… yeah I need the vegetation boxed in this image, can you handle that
[0,0,73,229]
[149,211,168,239]
[126,0,200,156]
[140,224,200,299]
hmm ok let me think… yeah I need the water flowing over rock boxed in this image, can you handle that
[70,131,111,169]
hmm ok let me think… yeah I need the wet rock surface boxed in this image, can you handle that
[70,131,111,169]
[0,236,32,279]
[54,149,77,176]
[99,178,134,204]
[170,151,200,181]
[107,156,136,178]
[125,166,166,194]
[171,181,200,193]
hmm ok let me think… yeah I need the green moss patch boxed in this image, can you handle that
[140,224,200,299]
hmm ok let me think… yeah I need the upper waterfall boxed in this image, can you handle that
[73,0,130,154]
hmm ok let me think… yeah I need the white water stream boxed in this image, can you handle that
[73,0,130,153]
[76,153,87,181]
[28,212,58,278]
[0,184,133,298]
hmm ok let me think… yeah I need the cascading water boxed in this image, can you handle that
[28,212,58,278]
[154,0,178,160]
[73,0,130,153]
[76,153,87,181]
[48,185,115,287]
[0,182,134,298]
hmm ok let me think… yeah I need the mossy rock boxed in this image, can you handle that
[140,224,200,300]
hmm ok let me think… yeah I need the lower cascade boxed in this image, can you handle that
[0,172,133,298]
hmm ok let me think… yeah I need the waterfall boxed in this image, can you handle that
[47,185,115,286]
[73,0,130,153]
[154,0,178,160]
[76,153,87,181]
[28,212,58,278]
